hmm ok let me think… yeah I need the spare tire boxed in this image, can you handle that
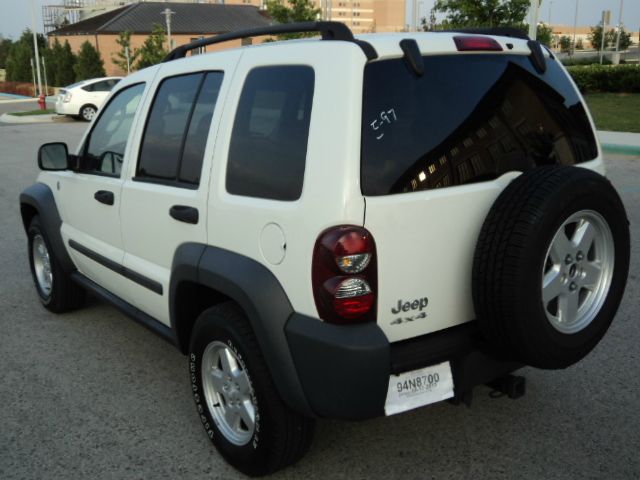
[472,166,629,369]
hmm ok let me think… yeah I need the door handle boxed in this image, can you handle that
[169,205,199,225]
[94,190,114,205]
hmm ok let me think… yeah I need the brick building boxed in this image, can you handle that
[48,2,273,76]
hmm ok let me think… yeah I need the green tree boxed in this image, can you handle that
[5,29,47,82]
[0,37,12,69]
[265,0,321,39]
[536,23,553,47]
[112,31,138,74]
[559,35,572,53]
[433,0,530,28]
[610,27,632,51]
[74,41,106,81]
[48,39,76,86]
[589,25,608,51]
[136,24,167,70]
[575,38,584,50]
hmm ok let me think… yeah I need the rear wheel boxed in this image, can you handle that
[473,166,629,369]
[28,216,84,313]
[189,303,314,476]
[80,104,97,122]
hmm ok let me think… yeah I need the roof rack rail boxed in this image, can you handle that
[442,27,530,40]
[163,21,378,62]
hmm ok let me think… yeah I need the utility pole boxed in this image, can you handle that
[528,0,540,40]
[571,0,579,56]
[161,8,176,50]
[29,0,43,96]
[600,10,611,65]
[42,57,48,96]
[615,0,624,52]
[548,0,553,25]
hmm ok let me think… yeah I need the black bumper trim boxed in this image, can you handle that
[286,316,521,420]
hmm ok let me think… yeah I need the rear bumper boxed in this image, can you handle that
[285,315,521,420]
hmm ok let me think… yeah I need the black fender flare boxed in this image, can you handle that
[19,182,75,274]
[170,243,313,417]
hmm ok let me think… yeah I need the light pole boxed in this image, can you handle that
[572,0,579,56]
[615,0,624,52]
[161,8,176,50]
[29,0,43,96]
[548,0,553,25]
[528,0,540,40]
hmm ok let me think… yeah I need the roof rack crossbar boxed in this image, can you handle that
[163,21,377,62]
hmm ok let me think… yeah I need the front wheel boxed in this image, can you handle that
[28,216,84,313]
[189,303,314,476]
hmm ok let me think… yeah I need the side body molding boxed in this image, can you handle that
[19,182,75,273]
[170,243,313,416]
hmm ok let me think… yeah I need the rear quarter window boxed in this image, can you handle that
[361,54,598,196]
[226,65,315,201]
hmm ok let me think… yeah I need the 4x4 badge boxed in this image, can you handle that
[391,311,427,325]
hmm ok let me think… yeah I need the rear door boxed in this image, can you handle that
[118,52,239,324]
[361,53,599,342]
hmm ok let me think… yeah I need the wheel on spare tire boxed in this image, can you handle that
[189,303,315,476]
[27,216,85,313]
[472,166,629,369]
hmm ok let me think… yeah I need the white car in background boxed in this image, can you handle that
[55,77,122,121]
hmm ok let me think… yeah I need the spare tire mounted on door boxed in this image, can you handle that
[473,166,630,369]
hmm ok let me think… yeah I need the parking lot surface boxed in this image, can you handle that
[1,122,639,480]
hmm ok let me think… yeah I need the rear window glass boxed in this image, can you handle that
[226,65,314,201]
[361,54,598,196]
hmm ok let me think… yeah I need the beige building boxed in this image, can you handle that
[224,0,406,33]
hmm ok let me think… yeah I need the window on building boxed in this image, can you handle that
[226,66,315,201]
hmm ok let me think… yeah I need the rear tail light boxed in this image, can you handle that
[312,226,377,324]
[454,36,503,52]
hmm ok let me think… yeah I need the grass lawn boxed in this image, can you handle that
[584,93,640,133]
[8,109,55,116]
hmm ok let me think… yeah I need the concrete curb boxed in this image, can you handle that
[0,98,39,105]
[598,131,640,156]
[0,113,71,124]
[601,143,640,156]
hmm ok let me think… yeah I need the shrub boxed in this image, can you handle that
[566,65,640,93]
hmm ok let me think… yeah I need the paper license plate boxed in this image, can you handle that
[384,361,454,416]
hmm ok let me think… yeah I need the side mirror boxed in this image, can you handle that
[38,142,71,171]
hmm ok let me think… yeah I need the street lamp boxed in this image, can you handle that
[571,0,580,57]
[161,8,176,50]
[29,0,43,97]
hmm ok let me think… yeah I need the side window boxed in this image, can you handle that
[80,83,145,176]
[92,80,114,92]
[137,71,223,187]
[226,66,314,201]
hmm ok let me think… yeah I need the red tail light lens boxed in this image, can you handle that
[312,226,377,324]
[454,36,503,52]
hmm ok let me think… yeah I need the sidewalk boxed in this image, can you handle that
[598,131,640,156]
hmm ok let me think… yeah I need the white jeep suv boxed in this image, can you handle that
[21,22,630,476]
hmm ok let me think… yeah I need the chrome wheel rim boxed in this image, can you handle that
[542,210,614,334]
[82,107,95,121]
[32,234,53,297]
[201,341,256,446]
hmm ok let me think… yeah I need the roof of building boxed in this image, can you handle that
[49,2,272,36]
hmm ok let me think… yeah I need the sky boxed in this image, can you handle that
[0,0,638,40]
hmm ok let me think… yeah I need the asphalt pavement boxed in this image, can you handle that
[0,122,639,480]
